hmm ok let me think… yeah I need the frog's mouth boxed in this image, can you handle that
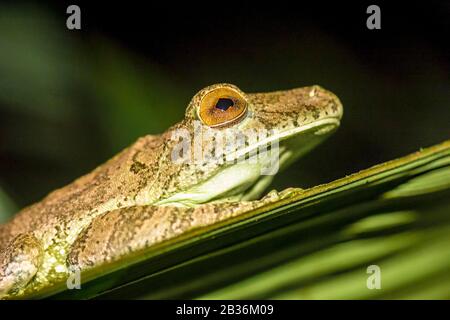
[234,117,340,164]
[156,117,339,207]
[233,117,340,200]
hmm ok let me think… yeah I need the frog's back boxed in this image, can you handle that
[0,134,166,249]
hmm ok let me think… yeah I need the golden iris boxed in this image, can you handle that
[198,87,247,127]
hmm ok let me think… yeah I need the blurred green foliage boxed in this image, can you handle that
[0,185,17,223]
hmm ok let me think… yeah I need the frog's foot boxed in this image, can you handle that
[0,234,42,298]
[262,187,304,202]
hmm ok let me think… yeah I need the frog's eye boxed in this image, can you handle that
[198,87,248,128]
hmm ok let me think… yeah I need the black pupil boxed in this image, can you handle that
[215,98,234,111]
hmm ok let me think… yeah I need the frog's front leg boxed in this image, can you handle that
[67,193,296,272]
[0,233,42,298]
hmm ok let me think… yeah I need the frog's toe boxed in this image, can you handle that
[0,233,42,298]
[278,187,304,198]
[262,187,304,201]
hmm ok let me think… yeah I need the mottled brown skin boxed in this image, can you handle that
[67,194,281,270]
[0,83,342,298]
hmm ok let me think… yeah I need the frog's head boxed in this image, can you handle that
[155,83,343,206]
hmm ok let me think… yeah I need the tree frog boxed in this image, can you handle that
[0,83,343,298]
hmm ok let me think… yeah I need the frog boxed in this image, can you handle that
[0,83,343,299]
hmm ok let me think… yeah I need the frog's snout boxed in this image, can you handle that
[308,85,344,121]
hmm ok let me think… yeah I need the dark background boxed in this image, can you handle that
[0,1,449,219]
